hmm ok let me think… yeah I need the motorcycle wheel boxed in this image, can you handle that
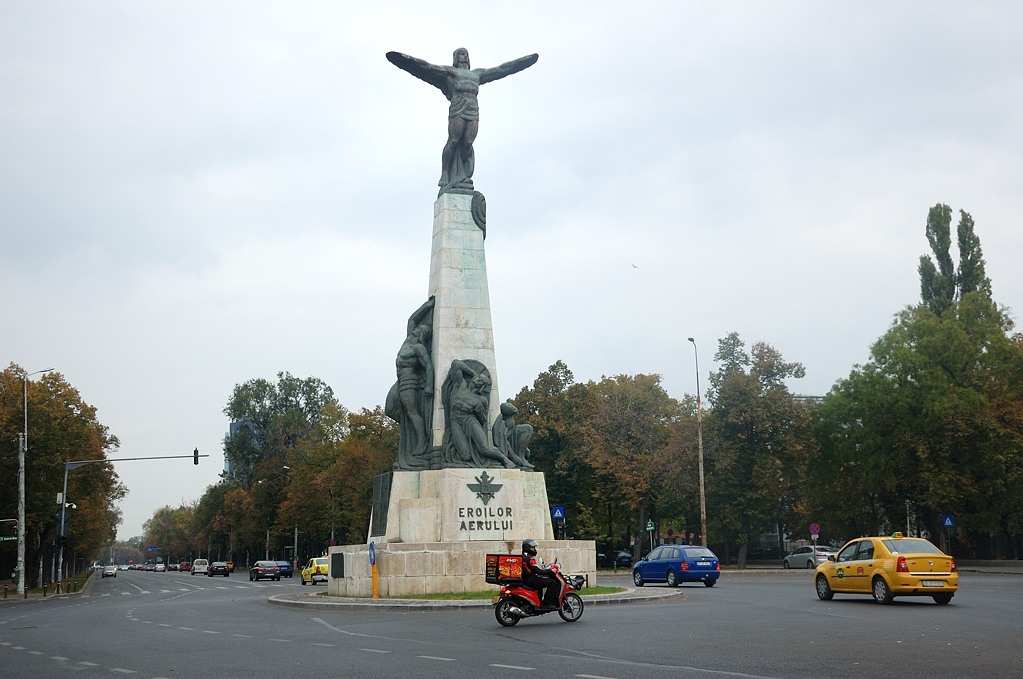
[495,598,521,627]
[558,592,584,622]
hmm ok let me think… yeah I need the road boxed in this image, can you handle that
[1,569,1020,678]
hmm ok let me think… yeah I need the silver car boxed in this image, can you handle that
[782,545,837,569]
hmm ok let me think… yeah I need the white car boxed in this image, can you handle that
[102,565,117,578]
[190,558,209,575]
[783,545,837,569]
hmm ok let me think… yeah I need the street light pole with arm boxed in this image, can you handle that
[687,339,708,547]
[17,368,53,596]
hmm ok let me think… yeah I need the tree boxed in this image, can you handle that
[919,204,992,316]
[812,205,1022,557]
[223,372,339,485]
[0,365,123,585]
[705,334,813,567]
[577,373,683,560]
[513,363,627,547]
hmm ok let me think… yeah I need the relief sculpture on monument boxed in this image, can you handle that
[441,359,521,469]
[385,297,436,470]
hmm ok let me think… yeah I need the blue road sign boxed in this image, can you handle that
[942,514,954,528]
[147,545,157,552]
[369,541,376,566]
[551,506,565,520]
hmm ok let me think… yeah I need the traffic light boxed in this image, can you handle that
[193,447,199,465]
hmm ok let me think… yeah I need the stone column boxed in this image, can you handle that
[428,192,500,447]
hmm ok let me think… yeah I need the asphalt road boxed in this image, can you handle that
[1,569,1020,678]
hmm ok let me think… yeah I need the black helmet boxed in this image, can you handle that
[522,539,538,556]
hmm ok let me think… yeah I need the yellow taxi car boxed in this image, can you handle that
[814,532,957,605]
[301,557,329,586]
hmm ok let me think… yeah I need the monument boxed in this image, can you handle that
[327,48,595,597]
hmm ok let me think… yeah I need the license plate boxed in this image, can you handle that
[921,580,944,587]
[697,561,711,567]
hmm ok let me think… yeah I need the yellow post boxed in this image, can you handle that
[371,563,379,598]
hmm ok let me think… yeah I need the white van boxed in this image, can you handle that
[191,558,209,575]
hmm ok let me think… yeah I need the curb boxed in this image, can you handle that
[267,586,686,611]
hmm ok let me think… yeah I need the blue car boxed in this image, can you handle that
[275,561,294,578]
[632,545,720,588]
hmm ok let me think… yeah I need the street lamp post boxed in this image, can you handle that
[56,461,90,592]
[17,368,53,597]
[686,339,708,548]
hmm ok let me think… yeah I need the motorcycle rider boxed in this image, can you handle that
[521,538,560,611]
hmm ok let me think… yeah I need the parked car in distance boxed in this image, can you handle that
[191,558,209,576]
[118,564,129,571]
[144,563,155,571]
[815,532,957,605]
[275,561,294,578]
[208,561,230,577]
[167,563,179,571]
[613,550,633,568]
[249,560,282,581]
[633,544,721,588]
[102,565,117,578]
[155,563,166,572]
[783,545,838,569]
[179,561,191,573]
[301,557,329,585]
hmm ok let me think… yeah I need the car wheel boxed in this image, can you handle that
[815,574,834,601]
[704,579,716,587]
[872,576,893,605]
[806,559,814,569]
[301,577,307,586]
[249,574,254,581]
[275,576,280,581]
[666,570,678,587]
[932,593,953,605]
[782,560,790,569]
[632,570,644,587]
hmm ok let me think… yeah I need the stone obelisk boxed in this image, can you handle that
[427,192,501,444]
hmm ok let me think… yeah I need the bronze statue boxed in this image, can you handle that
[385,298,436,470]
[386,48,538,196]
[493,401,533,469]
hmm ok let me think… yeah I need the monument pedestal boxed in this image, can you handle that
[369,469,554,544]
[326,468,596,597]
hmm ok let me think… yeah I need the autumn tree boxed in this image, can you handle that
[0,366,123,586]
[512,362,626,547]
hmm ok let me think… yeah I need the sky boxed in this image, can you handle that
[3,2,1021,541]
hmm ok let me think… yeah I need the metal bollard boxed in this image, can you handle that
[73,579,77,593]
[43,583,47,597]
[3,584,7,599]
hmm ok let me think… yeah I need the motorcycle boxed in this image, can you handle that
[493,560,585,626]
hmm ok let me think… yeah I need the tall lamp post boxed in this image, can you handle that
[686,339,708,547]
[18,368,53,596]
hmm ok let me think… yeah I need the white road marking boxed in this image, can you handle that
[490,664,535,671]
[418,655,456,661]
[361,648,390,653]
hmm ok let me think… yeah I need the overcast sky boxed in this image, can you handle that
[3,2,1021,541]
